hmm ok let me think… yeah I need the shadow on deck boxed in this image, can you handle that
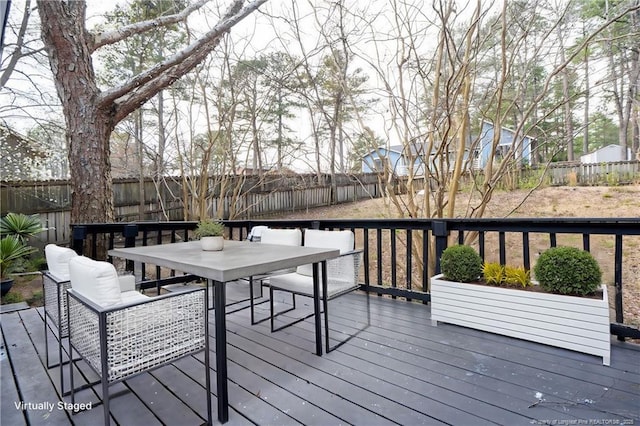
[1,281,639,425]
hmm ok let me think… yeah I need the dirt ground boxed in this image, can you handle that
[4,185,639,329]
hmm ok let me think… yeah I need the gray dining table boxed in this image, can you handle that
[108,239,339,424]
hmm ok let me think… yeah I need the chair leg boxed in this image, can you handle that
[270,289,314,333]
[69,335,75,406]
[324,294,330,354]
[102,376,110,426]
[250,277,271,325]
[325,291,371,353]
[59,334,65,396]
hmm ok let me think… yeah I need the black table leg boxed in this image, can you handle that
[312,262,324,356]
[213,280,229,423]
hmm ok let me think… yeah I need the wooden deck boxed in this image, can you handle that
[1,282,639,425]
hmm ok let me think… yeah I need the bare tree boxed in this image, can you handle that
[345,0,639,283]
[36,0,267,254]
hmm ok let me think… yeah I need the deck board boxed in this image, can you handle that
[1,283,638,426]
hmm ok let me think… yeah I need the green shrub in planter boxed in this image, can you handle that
[440,245,483,283]
[533,246,601,296]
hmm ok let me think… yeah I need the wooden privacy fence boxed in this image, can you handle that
[544,160,639,185]
[1,173,384,244]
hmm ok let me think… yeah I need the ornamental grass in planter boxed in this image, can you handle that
[431,244,610,365]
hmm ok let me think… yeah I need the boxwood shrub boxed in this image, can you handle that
[533,246,602,296]
[440,245,483,283]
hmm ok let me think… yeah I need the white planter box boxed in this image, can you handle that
[430,274,611,365]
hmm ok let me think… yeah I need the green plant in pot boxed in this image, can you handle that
[533,246,602,296]
[440,244,483,282]
[1,235,37,297]
[194,219,225,251]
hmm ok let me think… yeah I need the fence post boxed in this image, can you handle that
[432,220,448,275]
[72,226,86,255]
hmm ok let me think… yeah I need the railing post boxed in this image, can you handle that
[72,226,87,255]
[432,220,448,275]
[123,224,138,248]
[123,224,139,272]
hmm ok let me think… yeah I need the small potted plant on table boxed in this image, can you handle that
[194,219,225,251]
[430,244,610,365]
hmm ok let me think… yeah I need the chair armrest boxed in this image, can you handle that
[67,287,207,383]
[335,249,363,258]
[118,274,136,292]
[68,286,205,314]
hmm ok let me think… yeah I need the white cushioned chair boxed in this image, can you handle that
[66,256,210,425]
[248,228,302,324]
[43,244,78,396]
[43,244,143,395]
[43,244,77,366]
[247,225,270,242]
[269,229,368,352]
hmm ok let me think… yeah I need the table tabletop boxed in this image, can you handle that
[109,240,339,282]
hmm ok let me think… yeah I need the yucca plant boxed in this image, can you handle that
[0,213,43,242]
[1,236,37,280]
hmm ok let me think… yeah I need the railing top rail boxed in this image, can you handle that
[71,217,640,235]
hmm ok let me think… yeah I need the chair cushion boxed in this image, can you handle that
[69,256,123,308]
[45,244,78,281]
[260,229,302,246]
[297,230,354,276]
[270,272,355,298]
[248,225,270,242]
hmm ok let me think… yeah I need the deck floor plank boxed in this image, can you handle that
[1,290,638,426]
[1,322,28,426]
[1,311,72,425]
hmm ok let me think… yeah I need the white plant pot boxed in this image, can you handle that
[430,274,611,365]
[200,236,224,251]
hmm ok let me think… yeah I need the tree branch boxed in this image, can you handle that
[100,0,268,122]
[90,0,210,52]
[1,0,32,88]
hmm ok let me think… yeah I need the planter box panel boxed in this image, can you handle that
[430,313,611,360]
[430,275,611,365]
[432,289,610,332]
[433,302,611,341]
[431,279,609,311]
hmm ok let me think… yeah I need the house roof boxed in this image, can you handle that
[481,120,536,142]
[582,144,626,155]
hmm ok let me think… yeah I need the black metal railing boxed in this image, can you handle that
[70,217,640,340]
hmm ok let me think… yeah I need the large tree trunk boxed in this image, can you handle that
[38,1,116,227]
[37,0,267,237]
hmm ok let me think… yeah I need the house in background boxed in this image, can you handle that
[361,121,535,175]
[361,143,429,176]
[580,144,633,164]
[0,125,49,180]
[475,121,534,169]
